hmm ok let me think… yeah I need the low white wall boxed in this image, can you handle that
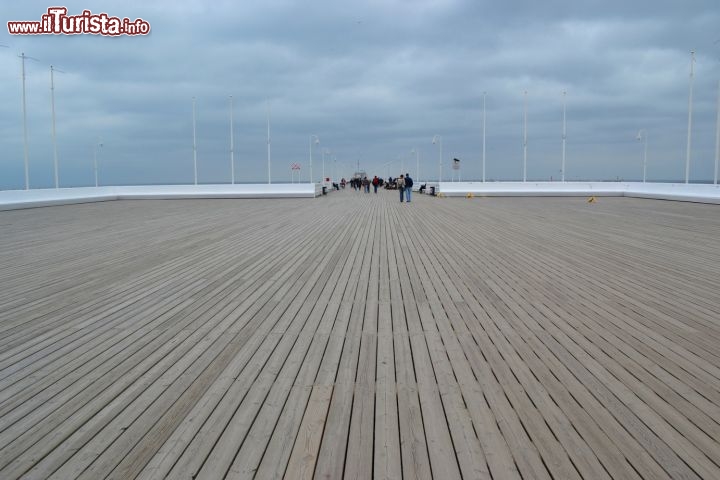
[0,184,320,211]
[436,181,720,204]
[2,182,718,211]
[622,182,720,204]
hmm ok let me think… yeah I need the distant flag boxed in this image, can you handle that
[453,158,460,170]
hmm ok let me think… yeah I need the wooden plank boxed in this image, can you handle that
[283,385,334,480]
[0,193,718,480]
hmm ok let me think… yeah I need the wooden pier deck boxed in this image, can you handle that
[0,191,719,479]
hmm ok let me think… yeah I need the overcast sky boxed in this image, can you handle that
[1,0,719,189]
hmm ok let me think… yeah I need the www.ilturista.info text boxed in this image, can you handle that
[8,7,150,36]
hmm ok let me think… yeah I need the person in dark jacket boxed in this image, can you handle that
[404,173,413,202]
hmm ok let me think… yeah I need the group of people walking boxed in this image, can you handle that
[350,174,414,202]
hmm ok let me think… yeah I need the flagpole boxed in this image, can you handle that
[562,90,566,182]
[523,90,527,182]
[432,135,442,183]
[643,131,648,183]
[482,91,486,183]
[21,53,30,190]
[51,65,60,188]
[230,95,235,184]
[192,97,197,185]
[715,79,719,185]
[685,51,695,184]
[267,100,271,184]
[309,135,319,184]
[416,149,419,184]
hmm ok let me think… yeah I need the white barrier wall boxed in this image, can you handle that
[0,184,321,211]
[1,182,718,211]
[436,182,720,204]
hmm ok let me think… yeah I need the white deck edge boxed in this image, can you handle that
[0,184,323,211]
[435,182,720,205]
[1,182,719,211]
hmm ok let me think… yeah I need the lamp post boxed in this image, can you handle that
[685,51,695,184]
[20,53,39,190]
[229,95,235,184]
[432,135,442,182]
[482,91,486,183]
[20,52,29,189]
[322,148,330,184]
[266,100,271,184]
[715,79,719,185]
[523,90,528,182]
[411,148,420,183]
[561,90,567,182]
[50,65,65,188]
[636,130,648,183]
[192,97,197,185]
[309,135,319,183]
[93,138,103,187]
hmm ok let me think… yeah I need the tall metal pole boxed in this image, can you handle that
[685,51,695,184]
[561,90,567,182]
[21,53,30,190]
[309,135,319,183]
[93,143,97,187]
[412,148,419,183]
[643,132,648,183]
[267,100,271,184]
[322,148,326,183]
[715,79,719,185]
[94,138,102,187]
[433,135,442,183]
[192,97,197,185]
[523,90,528,182]
[229,95,235,184]
[482,91,486,183]
[50,65,59,188]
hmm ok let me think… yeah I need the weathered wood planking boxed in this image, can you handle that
[0,193,718,479]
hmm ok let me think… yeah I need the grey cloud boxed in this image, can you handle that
[1,0,719,189]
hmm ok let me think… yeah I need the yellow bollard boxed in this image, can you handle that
[587,196,597,203]
[466,192,474,199]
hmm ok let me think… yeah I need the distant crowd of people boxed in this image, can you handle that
[340,174,416,202]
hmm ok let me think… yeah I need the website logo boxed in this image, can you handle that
[8,7,151,36]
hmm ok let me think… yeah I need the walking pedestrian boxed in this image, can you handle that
[397,175,405,202]
[362,177,370,193]
[404,173,413,203]
[372,176,379,194]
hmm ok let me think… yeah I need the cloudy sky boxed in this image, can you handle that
[1,0,719,189]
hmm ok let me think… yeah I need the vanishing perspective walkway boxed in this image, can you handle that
[1,191,719,479]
